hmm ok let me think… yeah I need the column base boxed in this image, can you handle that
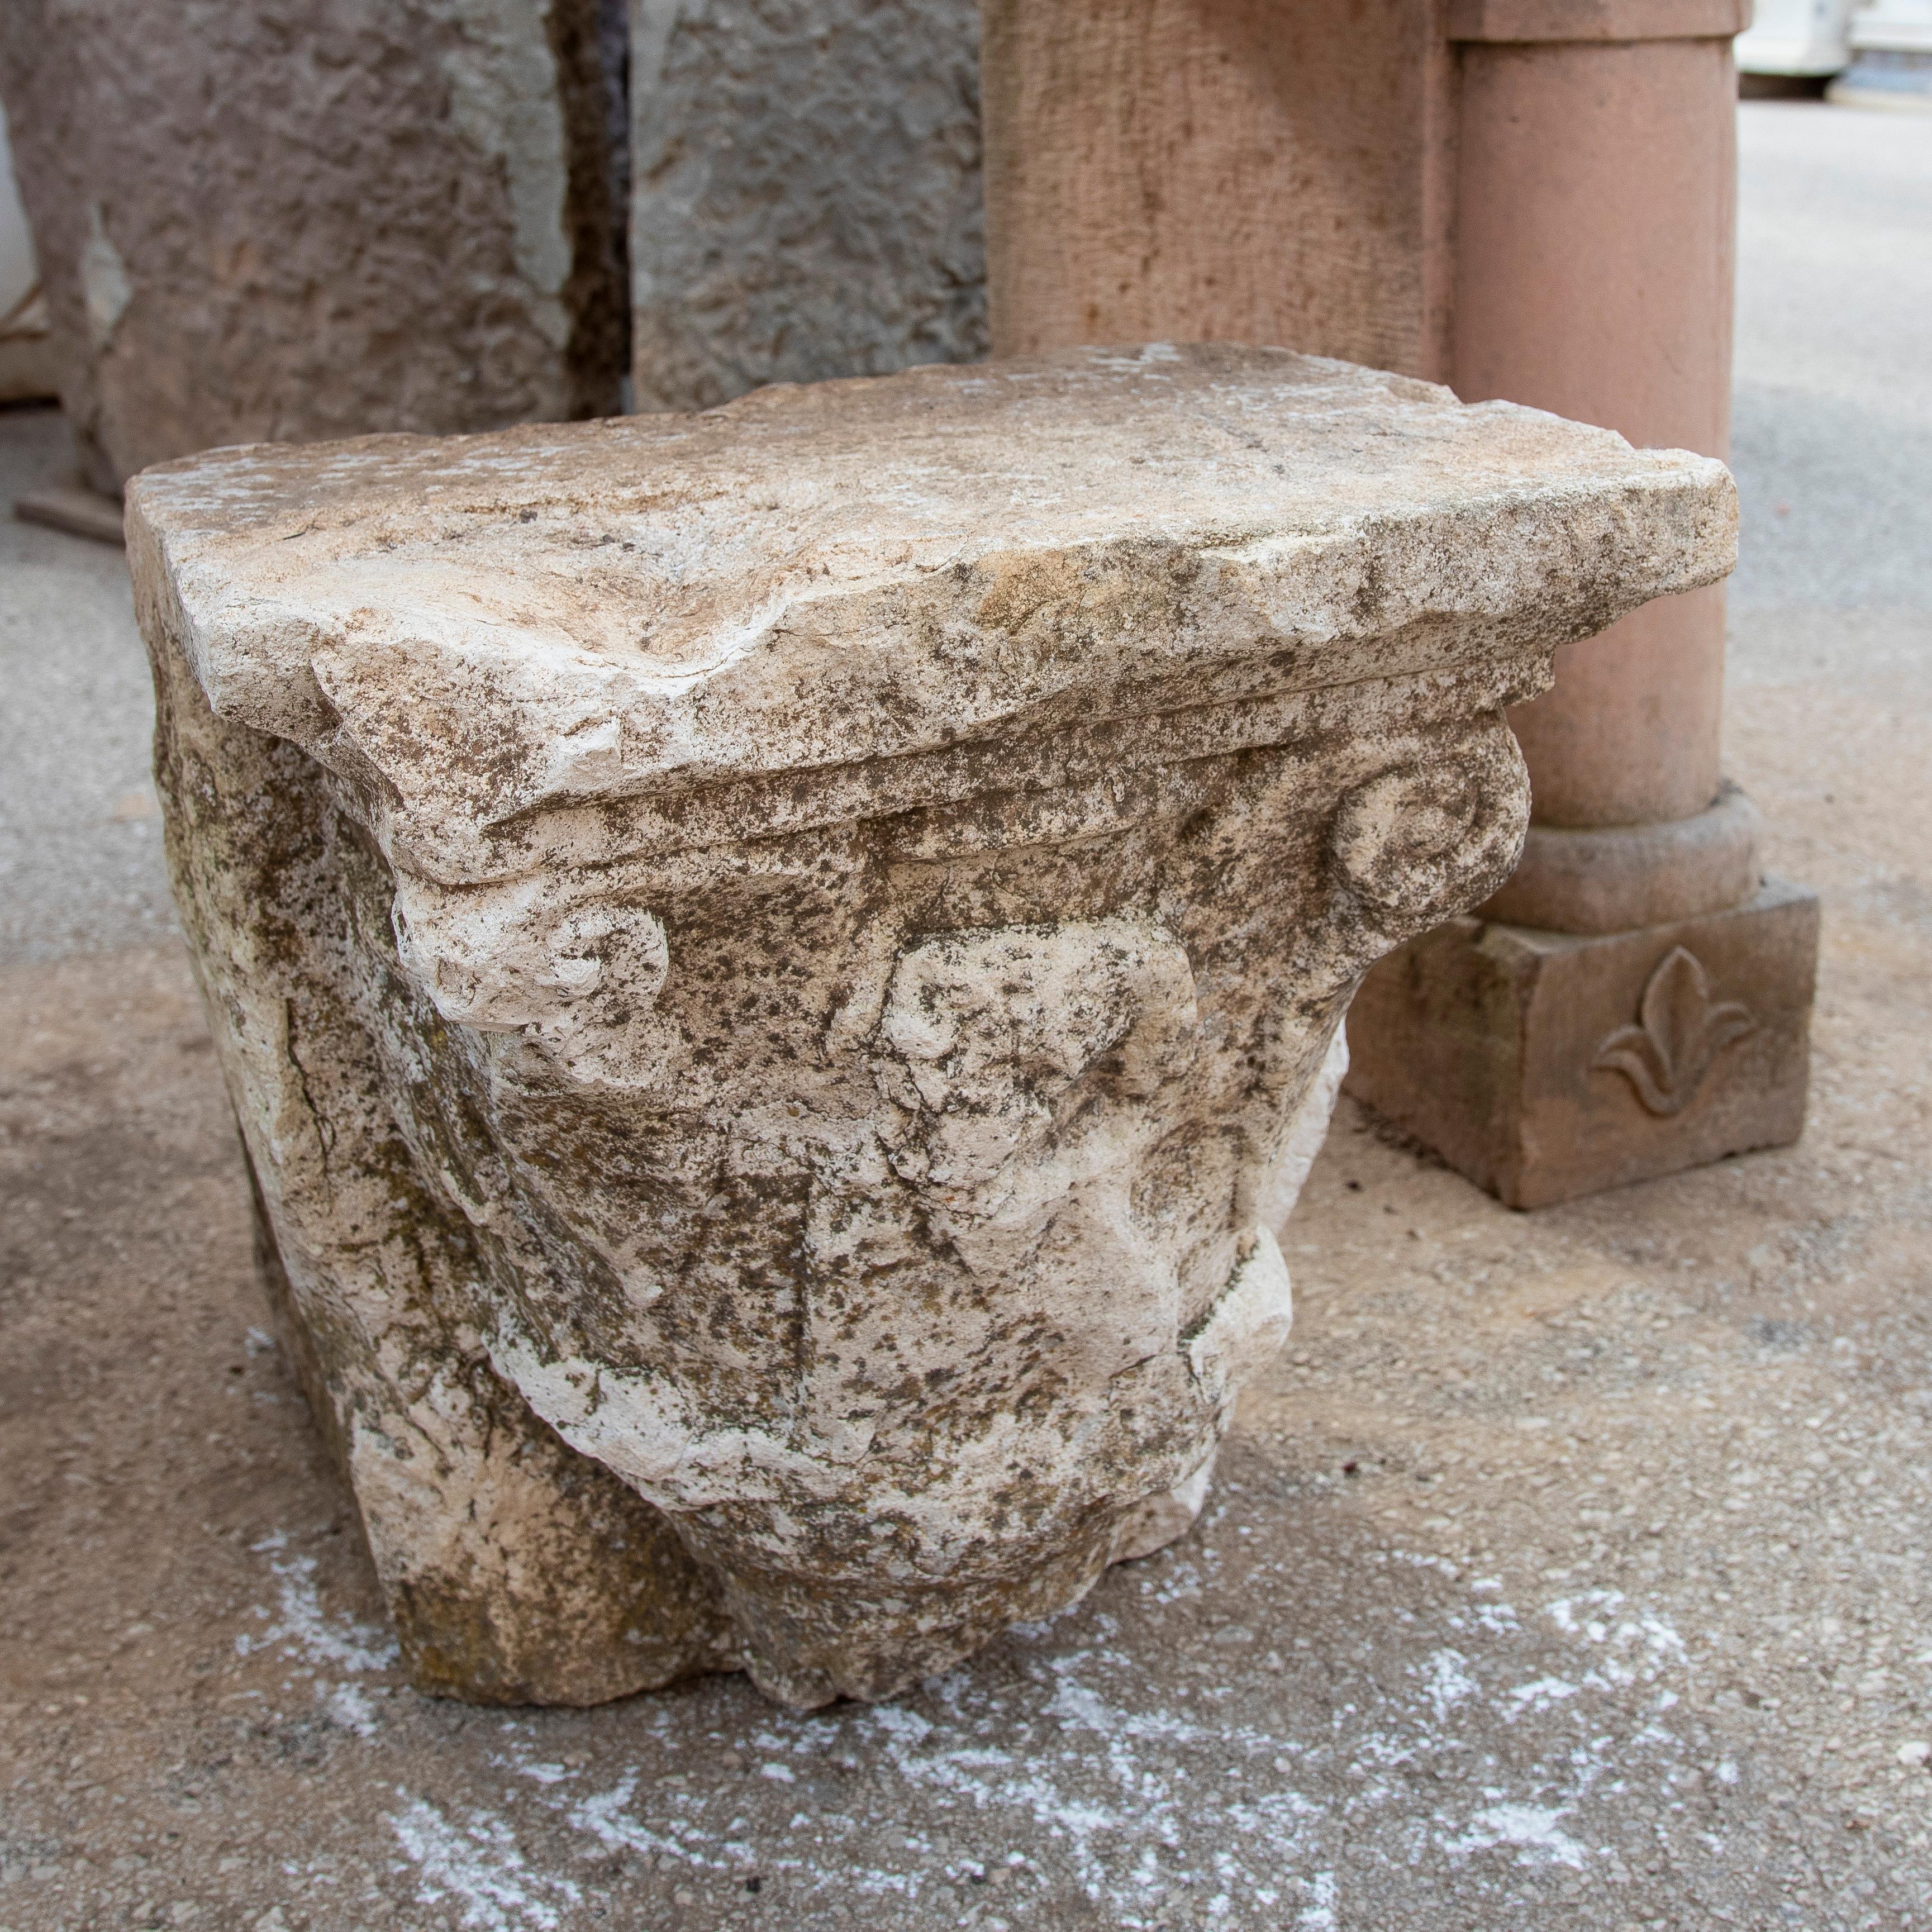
[1344,878,1819,1210]
[1478,781,1761,934]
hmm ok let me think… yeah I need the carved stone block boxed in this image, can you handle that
[1346,879,1819,1211]
[127,345,1734,1707]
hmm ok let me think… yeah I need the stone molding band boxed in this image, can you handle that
[1480,780,1763,935]
[1447,0,1750,43]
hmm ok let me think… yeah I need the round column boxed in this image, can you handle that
[1450,9,1759,931]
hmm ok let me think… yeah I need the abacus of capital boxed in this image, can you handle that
[131,347,1733,1706]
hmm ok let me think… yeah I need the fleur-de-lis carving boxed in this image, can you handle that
[1592,946,1755,1117]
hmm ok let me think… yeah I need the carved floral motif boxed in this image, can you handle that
[1593,946,1755,1116]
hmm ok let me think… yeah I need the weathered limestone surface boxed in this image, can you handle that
[628,0,986,411]
[127,346,1735,1707]
[0,0,629,494]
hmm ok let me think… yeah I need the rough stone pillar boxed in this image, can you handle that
[627,0,987,410]
[0,0,631,494]
[1345,0,1820,1207]
[129,346,1732,1706]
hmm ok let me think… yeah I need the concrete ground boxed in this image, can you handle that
[2,99,1929,1932]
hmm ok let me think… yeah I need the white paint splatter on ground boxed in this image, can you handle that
[232,1532,1720,1928]
[391,1792,582,1931]
[1506,1676,1580,1717]
[237,1535,397,1674]
[235,1532,399,1755]
[470,1561,1703,1926]
[1443,1802,1589,1869]
[569,1772,760,1877]
[1423,1648,1478,1722]
[1544,1590,1688,1691]
[320,1680,379,1736]
[1296,1868,1339,1928]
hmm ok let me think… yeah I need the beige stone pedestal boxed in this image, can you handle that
[129,347,1730,1706]
[982,0,1817,1209]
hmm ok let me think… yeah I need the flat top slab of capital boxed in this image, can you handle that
[128,344,1734,883]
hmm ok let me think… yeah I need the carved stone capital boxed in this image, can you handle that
[131,345,1735,1706]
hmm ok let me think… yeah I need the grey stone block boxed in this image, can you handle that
[629,0,987,410]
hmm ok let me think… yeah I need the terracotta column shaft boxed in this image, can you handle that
[1355,3,1815,1206]
[1454,22,1738,848]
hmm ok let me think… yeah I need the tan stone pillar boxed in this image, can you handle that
[979,0,1459,378]
[979,0,1819,1208]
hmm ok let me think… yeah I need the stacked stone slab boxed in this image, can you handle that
[0,0,631,494]
[127,345,1735,1707]
[0,0,988,494]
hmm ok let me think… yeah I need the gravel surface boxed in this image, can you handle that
[2,99,1929,1932]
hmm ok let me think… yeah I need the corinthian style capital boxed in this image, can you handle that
[128,346,1735,1707]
